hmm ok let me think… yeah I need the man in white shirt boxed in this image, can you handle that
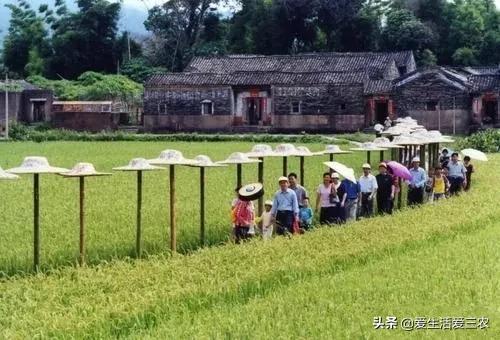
[358,163,378,218]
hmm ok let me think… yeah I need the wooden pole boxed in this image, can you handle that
[136,170,143,258]
[328,154,334,174]
[258,158,264,217]
[398,178,403,209]
[200,167,205,247]
[236,163,242,188]
[367,151,371,165]
[428,144,433,170]
[379,150,384,163]
[300,156,305,187]
[79,177,85,266]
[282,157,287,176]
[397,149,403,210]
[420,145,426,172]
[169,165,176,253]
[33,173,40,271]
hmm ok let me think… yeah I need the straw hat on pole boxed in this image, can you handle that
[149,150,197,253]
[60,163,111,266]
[189,155,226,246]
[113,158,165,258]
[6,156,69,271]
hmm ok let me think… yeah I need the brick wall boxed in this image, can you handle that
[51,112,120,132]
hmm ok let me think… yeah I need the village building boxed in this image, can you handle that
[143,51,500,134]
[0,80,53,132]
[51,101,122,132]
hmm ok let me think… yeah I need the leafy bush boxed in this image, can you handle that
[457,129,500,153]
[26,72,143,106]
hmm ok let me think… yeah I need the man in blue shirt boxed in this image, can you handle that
[340,177,360,221]
[447,152,467,196]
[271,176,299,235]
[407,157,427,206]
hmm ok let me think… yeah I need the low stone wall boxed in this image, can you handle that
[52,112,120,132]
[405,110,470,133]
[144,115,233,132]
[272,114,365,132]
[144,114,366,133]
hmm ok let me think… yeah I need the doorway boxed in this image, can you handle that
[32,101,46,122]
[483,100,498,124]
[375,101,388,124]
[246,98,263,125]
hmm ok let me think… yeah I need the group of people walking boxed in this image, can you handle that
[231,149,474,243]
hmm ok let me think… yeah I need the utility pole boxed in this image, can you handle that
[4,73,8,140]
[438,101,441,132]
[452,96,456,135]
[128,31,132,61]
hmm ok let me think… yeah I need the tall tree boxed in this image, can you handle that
[317,0,365,50]
[2,0,51,77]
[48,0,122,78]
[381,8,436,57]
[144,0,221,71]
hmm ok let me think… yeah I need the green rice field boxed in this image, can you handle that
[0,142,498,338]
[0,141,368,274]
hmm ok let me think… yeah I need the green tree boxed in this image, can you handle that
[317,0,365,50]
[452,47,478,65]
[480,30,500,65]
[121,58,168,83]
[418,48,437,66]
[2,0,51,77]
[144,0,222,71]
[381,9,436,53]
[48,0,122,79]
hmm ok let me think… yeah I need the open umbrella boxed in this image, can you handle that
[323,161,357,183]
[246,144,279,216]
[293,146,322,187]
[6,156,68,271]
[217,152,261,188]
[113,158,165,258]
[274,144,298,176]
[387,161,412,181]
[0,165,19,180]
[189,155,226,246]
[149,149,197,253]
[350,142,388,165]
[461,148,488,162]
[60,163,111,266]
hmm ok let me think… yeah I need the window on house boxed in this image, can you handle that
[426,101,438,111]
[398,66,407,75]
[101,104,111,112]
[339,103,346,111]
[158,103,168,115]
[290,101,301,114]
[201,100,214,115]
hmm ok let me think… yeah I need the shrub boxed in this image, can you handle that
[457,129,500,153]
